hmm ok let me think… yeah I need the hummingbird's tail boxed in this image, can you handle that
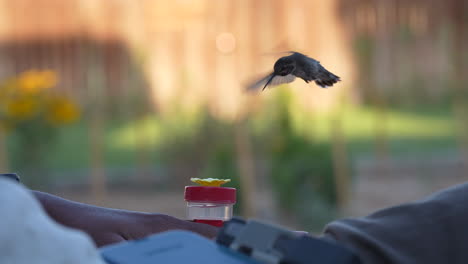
[315,67,341,88]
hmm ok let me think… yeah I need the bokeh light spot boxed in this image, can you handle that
[216,32,236,53]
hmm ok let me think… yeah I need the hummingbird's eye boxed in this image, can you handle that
[278,65,293,76]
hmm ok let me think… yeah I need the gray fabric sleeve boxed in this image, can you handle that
[322,182,468,264]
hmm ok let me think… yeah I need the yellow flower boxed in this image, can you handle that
[17,70,57,94]
[5,96,38,120]
[45,97,80,125]
[190,178,231,187]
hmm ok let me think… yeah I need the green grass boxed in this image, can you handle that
[282,104,457,157]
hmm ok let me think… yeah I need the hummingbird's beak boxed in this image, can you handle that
[263,74,275,90]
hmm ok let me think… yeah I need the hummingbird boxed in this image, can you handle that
[248,51,340,91]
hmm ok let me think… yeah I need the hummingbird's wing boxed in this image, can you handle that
[247,73,296,91]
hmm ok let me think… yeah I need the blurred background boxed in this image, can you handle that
[0,0,467,232]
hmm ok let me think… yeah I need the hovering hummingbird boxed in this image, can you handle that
[248,51,340,91]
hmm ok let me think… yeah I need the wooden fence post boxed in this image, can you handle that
[86,43,107,201]
[330,94,350,211]
[450,0,468,175]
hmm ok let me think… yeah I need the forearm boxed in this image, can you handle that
[32,191,219,247]
[34,191,116,225]
[33,191,147,226]
[32,190,129,245]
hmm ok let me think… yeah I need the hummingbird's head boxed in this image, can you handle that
[273,57,295,76]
